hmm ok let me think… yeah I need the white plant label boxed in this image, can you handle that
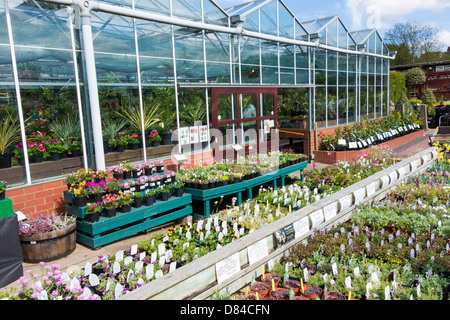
[115,250,124,262]
[339,195,351,211]
[146,264,154,280]
[248,239,269,265]
[169,261,177,273]
[131,244,138,255]
[135,261,144,273]
[293,216,310,238]
[323,203,337,221]
[124,256,133,266]
[309,209,324,228]
[89,274,99,287]
[216,253,241,284]
[113,261,121,274]
[353,188,365,205]
[114,283,123,299]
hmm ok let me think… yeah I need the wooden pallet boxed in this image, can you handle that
[73,194,192,249]
[185,161,308,219]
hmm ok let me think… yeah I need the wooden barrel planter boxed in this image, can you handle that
[19,222,77,263]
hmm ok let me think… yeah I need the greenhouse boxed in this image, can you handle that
[0,0,394,188]
[1,0,449,304]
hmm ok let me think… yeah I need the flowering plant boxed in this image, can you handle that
[86,202,103,214]
[18,214,76,235]
[127,133,140,144]
[149,129,162,142]
[115,132,128,146]
[86,181,108,195]
[116,191,134,207]
[47,139,67,154]
[69,181,89,197]
[102,193,118,209]
[0,179,7,193]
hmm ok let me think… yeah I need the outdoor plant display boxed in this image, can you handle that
[85,202,103,223]
[318,112,421,151]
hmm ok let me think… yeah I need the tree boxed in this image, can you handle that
[421,88,436,115]
[389,71,408,105]
[405,67,426,87]
[385,21,443,64]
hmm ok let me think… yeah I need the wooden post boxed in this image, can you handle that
[314,122,318,151]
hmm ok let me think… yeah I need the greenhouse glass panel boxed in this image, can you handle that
[315,86,326,128]
[278,3,294,38]
[8,1,71,49]
[91,12,136,55]
[315,70,325,85]
[260,92,274,117]
[338,71,347,86]
[101,0,132,7]
[240,93,257,119]
[134,0,170,16]
[240,37,260,65]
[176,60,205,83]
[259,0,277,36]
[315,49,326,70]
[376,33,383,55]
[242,9,259,32]
[368,32,376,54]
[206,62,231,83]
[171,0,202,22]
[337,21,347,49]
[337,53,347,71]
[279,44,294,68]
[326,18,338,47]
[139,56,174,83]
[296,69,309,84]
[174,27,204,61]
[327,51,337,71]
[178,87,207,128]
[136,21,173,59]
[261,40,278,67]
[0,0,9,44]
[95,52,138,83]
[203,0,229,26]
[348,86,356,123]
[261,66,278,84]
[295,21,308,41]
[338,85,347,125]
[240,65,260,84]
[327,86,337,127]
[280,67,294,84]
[295,46,308,69]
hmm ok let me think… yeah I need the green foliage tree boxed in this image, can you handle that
[389,71,408,105]
[421,88,437,115]
[405,67,426,87]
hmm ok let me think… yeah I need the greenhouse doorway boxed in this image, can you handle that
[211,87,278,161]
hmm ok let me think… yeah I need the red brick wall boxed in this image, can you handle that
[5,152,215,219]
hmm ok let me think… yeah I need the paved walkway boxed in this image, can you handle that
[1,132,435,296]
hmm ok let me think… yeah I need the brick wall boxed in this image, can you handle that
[5,151,214,219]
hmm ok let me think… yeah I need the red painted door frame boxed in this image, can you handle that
[211,87,278,160]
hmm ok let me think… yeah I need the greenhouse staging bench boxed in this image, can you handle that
[117,148,439,300]
[66,193,192,249]
[186,160,308,219]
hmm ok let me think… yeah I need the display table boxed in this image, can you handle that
[186,161,308,219]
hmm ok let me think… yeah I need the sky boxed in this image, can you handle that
[215,0,450,50]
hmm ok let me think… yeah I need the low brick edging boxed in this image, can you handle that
[313,130,425,165]
[5,151,214,218]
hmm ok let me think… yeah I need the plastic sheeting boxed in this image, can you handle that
[0,215,23,288]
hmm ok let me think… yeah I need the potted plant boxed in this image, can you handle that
[127,133,140,150]
[0,180,7,201]
[69,181,89,207]
[18,213,77,263]
[69,140,82,157]
[106,179,120,195]
[144,189,156,206]
[173,181,185,197]
[110,165,125,180]
[132,192,143,208]
[86,181,108,203]
[158,185,170,201]
[47,139,67,161]
[114,132,128,152]
[86,202,103,223]
[149,129,162,147]
[116,191,133,213]
[154,160,164,173]
[0,112,21,169]
[102,193,118,218]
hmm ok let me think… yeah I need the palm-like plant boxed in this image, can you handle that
[48,115,81,147]
[102,118,129,141]
[0,110,22,155]
[180,96,206,126]
[115,102,162,135]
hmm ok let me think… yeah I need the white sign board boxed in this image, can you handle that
[216,253,241,284]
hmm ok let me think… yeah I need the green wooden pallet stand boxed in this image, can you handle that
[186,160,308,219]
[67,193,192,249]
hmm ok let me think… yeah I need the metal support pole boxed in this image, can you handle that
[80,5,105,171]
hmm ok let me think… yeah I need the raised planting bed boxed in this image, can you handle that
[114,148,438,300]
[10,148,441,300]
[314,128,424,165]
[75,193,192,249]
